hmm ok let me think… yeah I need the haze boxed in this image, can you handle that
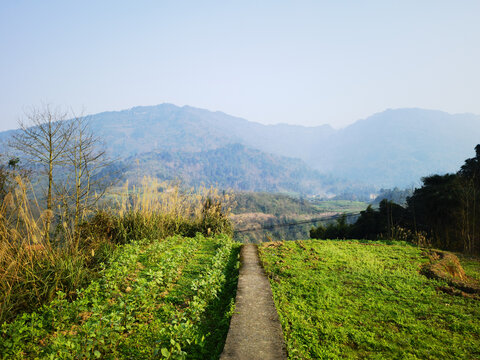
[1,0,479,132]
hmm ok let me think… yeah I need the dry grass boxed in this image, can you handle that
[116,177,233,219]
[106,177,234,242]
[0,177,85,323]
[0,176,234,324]
[421,249,480,297]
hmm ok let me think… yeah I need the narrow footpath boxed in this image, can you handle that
[220,244,287,360]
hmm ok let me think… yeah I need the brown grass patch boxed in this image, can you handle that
[421,250,480,298]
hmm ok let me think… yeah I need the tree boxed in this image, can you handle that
[310,224,326,239]
[457,144,480,253]
[349,205,381,239]
[56,114,113,246]
[459,144,480,182]
[407,174,463,250]
[9,105,73,241]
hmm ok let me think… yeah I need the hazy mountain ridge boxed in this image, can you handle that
[87,104,480,188]
[87,104,335,161]
[322,108,480,186]
[119,143,342,195]
[2,103,480,192]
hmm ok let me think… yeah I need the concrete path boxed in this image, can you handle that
[220,244,287,360]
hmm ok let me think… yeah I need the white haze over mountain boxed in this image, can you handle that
[1,104,479,194]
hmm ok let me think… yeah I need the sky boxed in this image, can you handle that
[1,0,479,132]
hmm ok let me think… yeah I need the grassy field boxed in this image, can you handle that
[0,234,240,360]
[456,252,480,283]
[311,200,369,213]
[259,240,480,359]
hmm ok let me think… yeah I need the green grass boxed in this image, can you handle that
[312,200,369,213]
[456,252,480,282]
[0,234,240,359]
[259,240,480,359]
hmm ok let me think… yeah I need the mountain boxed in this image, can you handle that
[87,104,480,187]
[117,144,342,196]
[322,109,480,186]
[87,104,335,161]
[2,103,480,191]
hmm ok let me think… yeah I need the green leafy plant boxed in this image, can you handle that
[0,234,239,359]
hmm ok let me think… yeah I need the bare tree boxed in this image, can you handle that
[57,114,113,246]
[9,105,73,241]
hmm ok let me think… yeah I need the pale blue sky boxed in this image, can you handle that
[1,0,479,131]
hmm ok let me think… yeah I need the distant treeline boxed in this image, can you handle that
[231,192,320,243]
[231,192,368,243]
[233,192,319,216]
[311,145,480,254]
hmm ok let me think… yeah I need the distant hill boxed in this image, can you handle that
[320,108,480,187]
[87,104,334,161]
[2,104,480,191]
[86,104,480,187]
[118,144,342,196]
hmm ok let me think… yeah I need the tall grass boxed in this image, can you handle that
[0,176,233,324]
[97,177,234,244]
[0,177,93,323]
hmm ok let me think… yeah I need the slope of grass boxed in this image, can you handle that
[457,252,480,282]
[310,200,369,213]
[259,240,480,359]
[0,234,240,359]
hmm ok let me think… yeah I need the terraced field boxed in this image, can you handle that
[259,240,480,359]
[0,234,240,359]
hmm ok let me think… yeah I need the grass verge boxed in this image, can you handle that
[259,239,480,359]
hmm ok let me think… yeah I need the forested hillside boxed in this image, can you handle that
[118,144,343,196]
[2,104,480,192]
[84,104,480,187]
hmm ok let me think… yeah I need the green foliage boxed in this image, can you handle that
[0,234,240,359]
[309,224,326,240]
[233,193,369,243]
[400,145,480,254]
[373,187,413,206]
[233,192,321,216]
[310,213,355,240]
[310,214,351,240]
[259,240,480,359]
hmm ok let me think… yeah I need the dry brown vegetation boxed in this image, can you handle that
[0,176,93,323]
[0,176,234,324]
[421,250,480,299]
